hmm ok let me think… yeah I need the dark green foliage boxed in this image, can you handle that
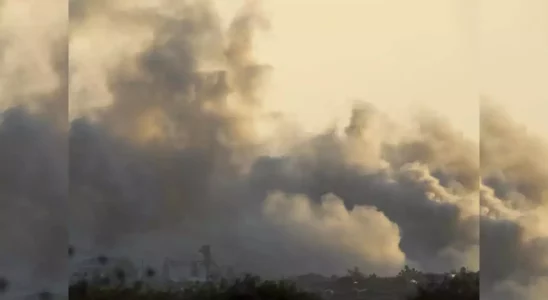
[69,274,322,300]
[397,265,422,279]
[409,270,479,300]
[67,264,478,300]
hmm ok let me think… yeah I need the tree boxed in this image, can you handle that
[0,277,9,294]
[114,268,126,286]
[347,266,365,281]
[69,273,323,300]
[409,270,479,300]
[146,267,156,278]
[97,255,109,266]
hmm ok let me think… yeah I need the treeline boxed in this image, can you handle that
[69,275,322,300]
[409,270,479,300]
[67,272,478,300]
[0,270,479,300]
[0,248,479,300]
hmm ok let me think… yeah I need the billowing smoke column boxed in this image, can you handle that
[4,0,546,298]
[69,0,480,278]
[480,99,548,300]
[0,0,68,296]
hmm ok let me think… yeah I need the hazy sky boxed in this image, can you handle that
[480,0,548,139]
[215,0,478,139]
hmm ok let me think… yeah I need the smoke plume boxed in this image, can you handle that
[0,0,67,296]
[480,99,548,300]
[3,1,546,299]
[69,0,480,278]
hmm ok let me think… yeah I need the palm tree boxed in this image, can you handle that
[146,267,156,278]
[347,266,365,281]
[97,255,109,266]
[114,268,126,286]
[398,264,422,282]
[0,276,9,294]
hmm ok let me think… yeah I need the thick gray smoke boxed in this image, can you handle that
[480,99,548,300]
[0,0,67,296]
[5,1,547,298]
[69,0,479,278]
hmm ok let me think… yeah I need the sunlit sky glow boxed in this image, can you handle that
[215,0,548,141]
[216,0,478,140]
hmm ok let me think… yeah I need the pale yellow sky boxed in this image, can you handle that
[216,0,478,139]
[216,0,548,141]
[480,0,548,139]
